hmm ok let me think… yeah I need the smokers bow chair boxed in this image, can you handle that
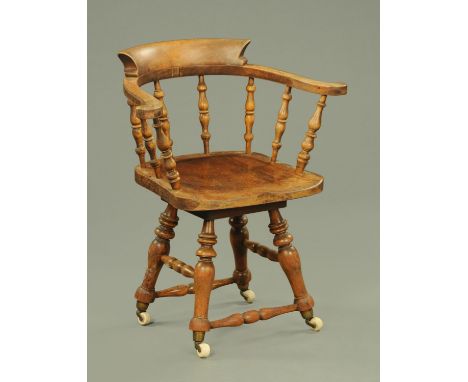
[118,38,347,358]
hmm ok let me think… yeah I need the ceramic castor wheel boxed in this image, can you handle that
[137,311,151,326]
[196,342,211,358]
[307,316,323,331]
[240,289,256,303]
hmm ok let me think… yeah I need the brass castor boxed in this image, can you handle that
[195,342,211,358]
[306,316,324,331]
[240,289,256,303]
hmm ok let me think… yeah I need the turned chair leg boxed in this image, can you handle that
[268,209,323,331]
[189,220,217,358]
[134,204,178,325]
[229,215,255,303]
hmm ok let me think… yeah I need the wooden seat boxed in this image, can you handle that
[118,38,347,358]
[135,151,324,211]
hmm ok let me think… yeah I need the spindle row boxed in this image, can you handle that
[127,77,328,189]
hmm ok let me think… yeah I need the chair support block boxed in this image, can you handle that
[188,200,287,220]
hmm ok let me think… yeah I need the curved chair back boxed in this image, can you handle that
[118,38,347,190]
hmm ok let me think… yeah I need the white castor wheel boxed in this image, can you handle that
[240,289,256,303]
[196,342,211,358]
[307,316,324,332]
[137,311,152,326]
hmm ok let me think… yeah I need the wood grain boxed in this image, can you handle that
[135,151,323,211]
[118,38,250,78]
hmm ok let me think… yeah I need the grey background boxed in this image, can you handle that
[88,0,379,381]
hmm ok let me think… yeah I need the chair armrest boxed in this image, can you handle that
[122,77,181,189]
[123,77,163,119]
[244,64,347,96]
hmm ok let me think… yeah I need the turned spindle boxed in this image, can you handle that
[140,118,161,178]
[153,80,172,145]
[160,255,194,278]
[209,304,298,329]
[244,77,256,154]
[153,117,181,189]
[156,283,194,298]
[271,86,292,162]
[295,95,327,174]
[128,101,146,166]
[197,75,211,154]
[244,239,279,262]
[154,277,234,298]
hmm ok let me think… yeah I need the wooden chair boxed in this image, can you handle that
[118,38,347,358]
